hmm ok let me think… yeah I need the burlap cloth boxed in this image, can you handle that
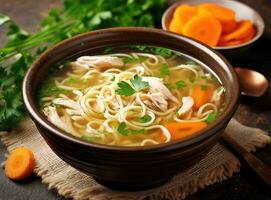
[1,118,271,200]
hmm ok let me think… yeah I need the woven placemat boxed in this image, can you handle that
[1,118,271,200]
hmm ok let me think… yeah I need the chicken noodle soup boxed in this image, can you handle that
[39,46,225,146]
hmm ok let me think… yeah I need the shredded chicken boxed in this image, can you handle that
[177,96,194,116]
[149,92,169,111]
[43,106,79,136]
[142,77,179,111]
[73,56,123,71]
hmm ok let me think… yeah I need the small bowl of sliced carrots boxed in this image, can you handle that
[162,0,265,50]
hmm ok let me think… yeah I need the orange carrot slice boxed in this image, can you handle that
[221,19,237,33]
[192,84,214,110]
[183,14,222,46]
[165,121,207,140]
[169,17,182,33]
[218,28,256,46]
[219,20,255,42]
[198,3,236,24]
[172,5,198,33]
[5,147,35,181]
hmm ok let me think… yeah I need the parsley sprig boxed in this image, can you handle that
[117,122,146,136]
[116,75,149,96]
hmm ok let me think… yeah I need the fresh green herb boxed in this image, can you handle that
[200,75,208,80]
[117,122,146,136]
[0,0,166,131]
[116,81,135,96]
[116,75,149,96]
[205,112,218,123]
[201,85,207,91]
[111,75,116,82]
[81,135,95,142]
[67,77,77,84]
[38,83,68,98]
[137,115,152,123]
[123,45,174,58]
[189,76,195,83]
[160,63,170,77]
[154,47,174,58]
[175,80,186,89]
[130,74,149,91]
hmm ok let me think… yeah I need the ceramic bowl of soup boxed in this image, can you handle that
[22,27,239,190]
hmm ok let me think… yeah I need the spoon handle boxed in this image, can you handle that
[222,133,271,187]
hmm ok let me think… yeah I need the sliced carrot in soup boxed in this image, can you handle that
[192,84,214,110]
[165,122,207,140]
[183,14,222,46]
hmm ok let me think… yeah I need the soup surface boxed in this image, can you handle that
[39,46,225,146]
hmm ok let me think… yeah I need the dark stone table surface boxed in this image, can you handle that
[0,0,271,199]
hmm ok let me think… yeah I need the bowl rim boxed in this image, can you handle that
[161,0,265,50]
[22,27,240,152]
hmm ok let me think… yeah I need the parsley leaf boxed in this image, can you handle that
[117,122,146,136]
[160,63,170,77]
[201,85,207,91]
[130,74,149,92]
[206,112,218,123]
[175,80,186,89]
[116,75,149,96]
[81,135,95,142]
[116,81,135,96]
[137,115,152,123]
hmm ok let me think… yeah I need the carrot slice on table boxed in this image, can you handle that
[165,122,207,140]
[183,14,222,46]
[198,3,236,24]
[192,84,214,110]
[5,147,35,181]
[172,5,198,33]
[219,20,255,42]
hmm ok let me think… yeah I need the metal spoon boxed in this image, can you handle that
[235,67,269,97]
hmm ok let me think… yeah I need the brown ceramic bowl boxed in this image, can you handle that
[22,27,239,190]
[162,0,265,57]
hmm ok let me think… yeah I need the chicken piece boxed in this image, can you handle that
[177,96,194,116]
[43,106,79,136]
[74,56,123,71]
[142,76,179,103]
[149,92,169,111]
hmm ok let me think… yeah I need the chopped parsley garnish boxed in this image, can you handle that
[38,83,68,98]
[117,122,146,136]
[189,76,195,83]
[160,63,170,77]
[81,135,95,142]
[205,112,218,123]
[116,75,149,96]
[67,77,77,84]
[175,80,186,89]
[201,85,207,91]
[137,115,152,123]
[111,75,115,82]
